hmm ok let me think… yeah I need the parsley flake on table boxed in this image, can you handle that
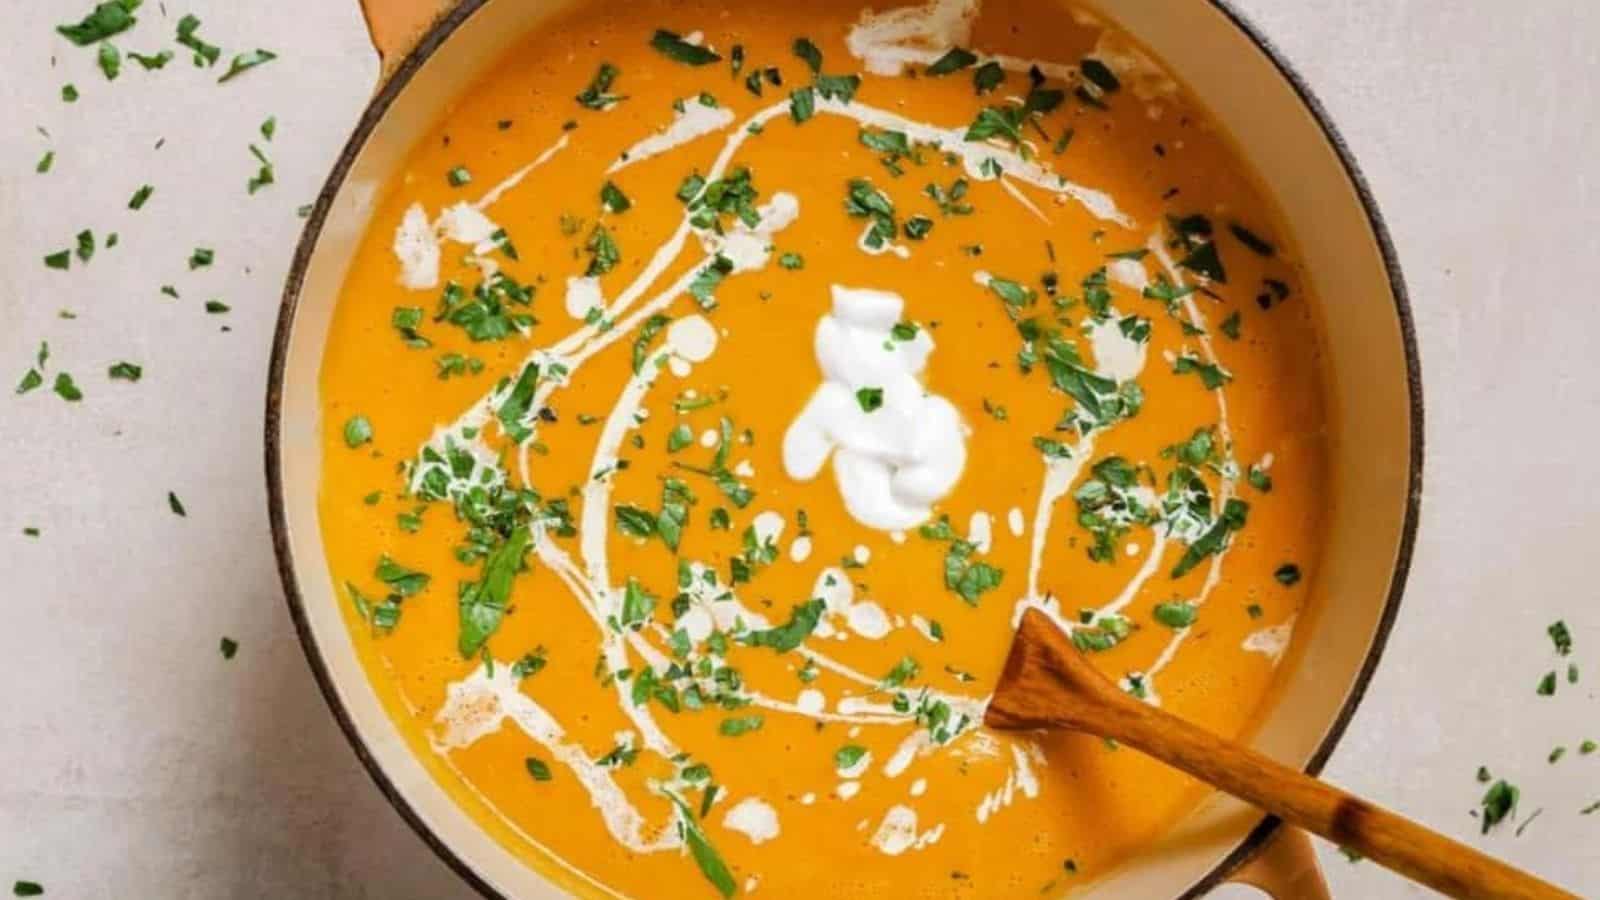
[167,491,187,517]
[53,373,83,402]
[98,42,122,80]
[247,144,275,194]
[108,362,142,381]
[219,637,239,659]
[129,49,173,70]
[1478,779,1518,834]
[57,1,139,45]
[128,184,154,209]
[176,14,221,67]
[12,880,45,897]
[1548,620,1572,656]
[219,49,277,83]
[36,151,54,174]
[189,247,214,269]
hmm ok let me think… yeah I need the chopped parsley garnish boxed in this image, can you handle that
[1479,779,1518,834]
[793,37,823,74]
[1220,311,1242,340]
[1078,58,1121,96]
[778,251,804,270]
[1072,615,1134,652]
[98,42,121,80]
[525,757,553,781]
[1172,499,1249,578]
[719,714,763,736]
[457,525,530,656]
[36,151,54,174]
[1247,465,1273,492]
[835,745,868,769]
[855,387,884,412]
[53,372,83,402]
[12,880,45,897]
[495,362,542,443]
[668,794,737,899]
[219,49,277,83]
[741,599,825,652]
[1549,620,1573,656]
[61,84,80,103]
[650,30,720,66]
[600,180,632,214]
[44,250,71,271]
[512,648,548,679]
[789,86,816,123]
[435,274,536,342]
[76,230,95,263]
[925,47,977,75]
[189,247,214,269]
[1274,563,1302,586]
[58,1,138,45]
[176,14,221,66]
[446,166,472,187]
[204,299,230,314]
[973,61,1005,94]
[1229,222,1276,257]
[1172,352,1232,389]
[108,361,142,381]
[167,491,187,517]
[632,313,670,373]
[1074,456,1156,561]
[925,178,973,216]
[129,49,173,70]
[260,117,277,141]
[391,307,431,348]
[128,184,154,210]
[584,224,621,276]
[576,62,623,109]
[1537,671,1557,696]
[845,178,897,249]
[688,255,733,309]
[1153,601,1197,629]
[903,215,934,240]
[920,516,1004,605]
[342,415,373,448]
[219,637,239,659]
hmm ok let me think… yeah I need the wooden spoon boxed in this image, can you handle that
[985,609,1578,900]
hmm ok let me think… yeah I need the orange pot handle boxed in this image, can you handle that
[1227,824,1332,899]
[359,0,459,79]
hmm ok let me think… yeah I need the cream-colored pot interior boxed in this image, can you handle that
[268,1,1420,896]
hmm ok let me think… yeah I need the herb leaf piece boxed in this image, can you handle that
[219,49,278,83]
[58,2,138,46]
[650,30,721,66]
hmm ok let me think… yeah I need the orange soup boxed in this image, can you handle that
[318,0,1328,896]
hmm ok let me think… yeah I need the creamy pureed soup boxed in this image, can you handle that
[318,0,1329,895]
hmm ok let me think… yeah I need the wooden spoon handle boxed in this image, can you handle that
[987,610,1577,900]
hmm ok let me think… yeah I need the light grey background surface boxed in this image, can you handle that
[1,1,1596,897]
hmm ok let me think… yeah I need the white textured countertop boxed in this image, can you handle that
[1,1,1596,897]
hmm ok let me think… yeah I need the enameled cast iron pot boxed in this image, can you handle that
[266,1,1423,896]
